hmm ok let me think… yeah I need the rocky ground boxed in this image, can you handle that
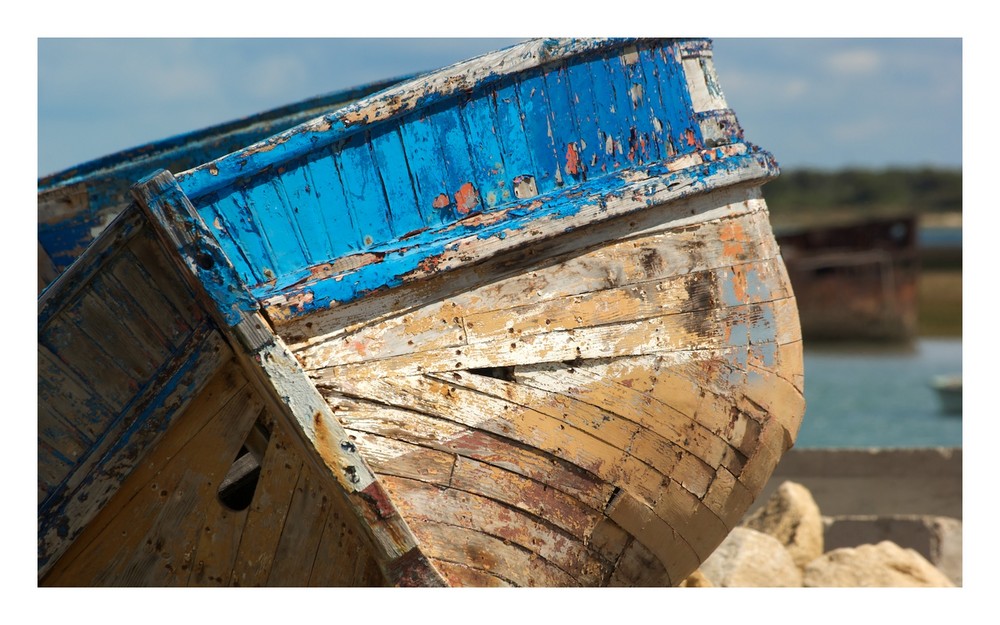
[681,481,962,587]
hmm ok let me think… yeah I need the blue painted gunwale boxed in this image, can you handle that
[145,38,779,324]
[38,76,411,281]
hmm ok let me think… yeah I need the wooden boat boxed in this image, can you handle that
[775,215,919,342]
[37,75,408,293]
[38,38,804,587]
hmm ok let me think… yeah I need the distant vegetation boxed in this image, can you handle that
[762,168,962,222]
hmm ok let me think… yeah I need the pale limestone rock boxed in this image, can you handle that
[803,540,955,587]
[699,527,802,587]
[678,569,713,587]
[742,480,823,568]
[823,515,962,586]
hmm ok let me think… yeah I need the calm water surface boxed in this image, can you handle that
[796,338,962,448]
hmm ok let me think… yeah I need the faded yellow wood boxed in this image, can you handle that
[701,465,755,531]
[431,560,511,587]
[608,538,671,587]
[229,419,304,587]
[450,456,603,540]
[266,463,333,586]
[605,490,699,586]
[408,520,578,587]
[381,475,608,585]
[42,362,261,585]
[343,429,455,487]
[307,507,385,586]
[330,395,613,509]
[516,358,733,471]
[587,517,631,566]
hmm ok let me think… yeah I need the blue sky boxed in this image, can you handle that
[37,37,962,177]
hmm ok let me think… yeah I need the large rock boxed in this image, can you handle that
[677,569,714,587]
[803,540,954,587]
[699,527,802,587]
[742,480,823,568]
[823,515,962,586]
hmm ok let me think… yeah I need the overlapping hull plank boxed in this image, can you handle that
[300,193,801,585]
[39,38,805,586]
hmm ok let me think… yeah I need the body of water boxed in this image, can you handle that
[795,338,962,448]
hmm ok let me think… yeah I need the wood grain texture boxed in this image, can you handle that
[286,191,804,586]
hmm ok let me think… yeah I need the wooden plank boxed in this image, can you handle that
[450,456,603,541]
[605,490,699,586]
[43,363,262,585]
[608,538,670,587]
[266,462,333,586]
[330,396,613,510]
[135,170,445,587]
[381,475,608,585]
[369,126,425,236]
[307,506,385,586]
[38,327,232,580]
[344,429,455,487]
[588,517,631,567]
[431,559,510,587]
[229,421,304,586]
[408,520,578,587]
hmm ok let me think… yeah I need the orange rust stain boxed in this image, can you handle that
[719,222,748,259]
[351,340,367,357]
[454,182,480,215]
[433,194,450,210]
[685,129,697,147]
[565,142,582,175]
[730,266,748,303]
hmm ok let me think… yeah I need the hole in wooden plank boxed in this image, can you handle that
[468,366,517,382]
[217,417,271,511]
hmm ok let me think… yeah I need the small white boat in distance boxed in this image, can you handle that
[931,374,962,415]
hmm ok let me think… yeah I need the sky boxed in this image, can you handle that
[37,37,962,177]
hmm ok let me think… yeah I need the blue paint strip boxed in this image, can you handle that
[310,149,361,257]
[516,67,559,194]
[397,112,449,229]
[260,150,777,317]
[242,178,310,280]
[431,103,477,219]
[458,90,508,208]
[278,161,332,264]
[338,133,394,248]
[370,127,424,236]
[543,64,583,187]
[198,197,260,286]
[491,78,535,193]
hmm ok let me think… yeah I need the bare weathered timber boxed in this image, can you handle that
[39,38,804,587]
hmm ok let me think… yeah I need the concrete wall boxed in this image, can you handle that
[749,447,962,520]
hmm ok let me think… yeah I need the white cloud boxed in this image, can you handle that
[825,48,882,75]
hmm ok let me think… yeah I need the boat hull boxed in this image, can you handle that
[284,186,802,585]
[39,38,805,586]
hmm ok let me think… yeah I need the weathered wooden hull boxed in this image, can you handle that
[37,76,407,293]
[39,38,804,586]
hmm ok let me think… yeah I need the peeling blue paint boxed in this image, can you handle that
[150,39,778,321]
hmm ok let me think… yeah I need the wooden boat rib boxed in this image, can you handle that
[37,76,408,293]
[38,38,804,586]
